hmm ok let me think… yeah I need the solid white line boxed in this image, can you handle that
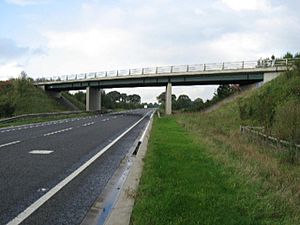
[0,141,21,148]
[6,112,149,225]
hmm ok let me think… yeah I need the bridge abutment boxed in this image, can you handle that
[263,72,280,83]
[165,82,172,115]
[86,87,101,112]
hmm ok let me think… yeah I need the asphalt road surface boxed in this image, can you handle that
[0,109,154,225]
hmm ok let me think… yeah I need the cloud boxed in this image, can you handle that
[4,0,299,101]
[0,62,24,80]
[5,0,49,6]
[0,38,29,64]
[220,0,272,11]
[0,38,46,79]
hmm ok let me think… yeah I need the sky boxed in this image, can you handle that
[0,0,299,103]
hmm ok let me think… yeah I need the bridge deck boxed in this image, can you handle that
[35,59,293,90]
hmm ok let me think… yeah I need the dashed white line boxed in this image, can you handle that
[0,140,21,148]
[29,150,53,155]
[82,122,95,127]
[43,127,73,137]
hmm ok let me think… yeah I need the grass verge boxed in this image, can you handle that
[131,116,299,225]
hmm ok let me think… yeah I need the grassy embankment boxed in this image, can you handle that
[0,78,65,117]
[0,78,90,127]
[131,68,300,224]
[61,92,86,110]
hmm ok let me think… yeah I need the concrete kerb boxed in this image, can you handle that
[80,113,154,225]
[105,115,153,225]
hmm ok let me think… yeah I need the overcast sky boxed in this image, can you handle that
[0,0,299,103]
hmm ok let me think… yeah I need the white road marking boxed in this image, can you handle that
[82,122,95,127]
[43,127,73,137]
[0,140,21,148]
[29,150,53,154]
[6,112,152,225]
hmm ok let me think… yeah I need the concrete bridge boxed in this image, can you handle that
[36,59,294,114]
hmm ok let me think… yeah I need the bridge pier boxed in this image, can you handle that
[165,82,172,115]
[86,87,101,112]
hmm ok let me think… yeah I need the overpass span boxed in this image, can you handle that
[36,59,294,114]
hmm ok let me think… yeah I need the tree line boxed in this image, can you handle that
[72,90,149,110]
[156,84,236,112]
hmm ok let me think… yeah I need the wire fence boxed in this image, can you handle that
[240,126,300,150]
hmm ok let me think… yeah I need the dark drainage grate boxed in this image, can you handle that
[132,141,141,156]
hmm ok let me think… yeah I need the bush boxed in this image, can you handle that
[0,97,15,117]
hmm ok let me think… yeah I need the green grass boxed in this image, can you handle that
[131,116,299,225]
[0,78,68,118]
[61,92,86,110]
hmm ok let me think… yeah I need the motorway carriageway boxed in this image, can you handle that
[0,109,154,225]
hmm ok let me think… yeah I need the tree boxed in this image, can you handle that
[192,98,204,110]
[126,94,141,104]
[294,52,300,58]
[74,91,86,104]
[157,92,176,104]
[283,52,293,59]
[107,91,121,102]
[215,85,235,99]
[120,93,127,102]
[176,94,192,109]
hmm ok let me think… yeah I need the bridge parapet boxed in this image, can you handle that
[36,59,297,83]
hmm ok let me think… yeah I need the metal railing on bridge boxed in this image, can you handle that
[36,58,298,82]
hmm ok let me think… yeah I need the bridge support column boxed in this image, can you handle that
[86,87,101,112]
[165,82,172,115]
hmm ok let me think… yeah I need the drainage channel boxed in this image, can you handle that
[95,157,133,225]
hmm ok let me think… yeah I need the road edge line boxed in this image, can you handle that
[103,112,154,225]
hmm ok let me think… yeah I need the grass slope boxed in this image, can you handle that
[132,117,299,225]
[61,92,86,110]
[0,78,67,118]
[239,67,300,142]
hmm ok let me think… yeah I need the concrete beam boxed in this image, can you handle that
[165,82,172,115]
[86,87,101,112]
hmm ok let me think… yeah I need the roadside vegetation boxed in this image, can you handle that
[132,55,300,224]
[0,72,67,118]
[131,116,300,224]
[157,84,236,112]
[70,90,158,111]
[61,92,86,110]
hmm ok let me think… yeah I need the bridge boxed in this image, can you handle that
[36,59,294,114]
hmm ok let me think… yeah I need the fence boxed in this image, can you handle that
[240,126,300,150]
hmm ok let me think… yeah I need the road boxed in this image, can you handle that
[0,109,153,225]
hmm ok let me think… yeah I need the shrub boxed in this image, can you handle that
[0,97,15,117]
